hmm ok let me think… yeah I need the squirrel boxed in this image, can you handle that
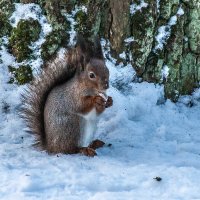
[21,36,113,156]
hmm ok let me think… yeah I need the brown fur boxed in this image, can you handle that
[21,36,113,154]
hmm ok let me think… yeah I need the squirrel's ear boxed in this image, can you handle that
[76,35,87,53]
[93,36,104,60]
[75,52,85,75]
[76,34,91,65]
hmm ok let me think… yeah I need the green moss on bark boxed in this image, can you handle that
[8,65,33,85]
[130,0,157,75]
[41,30,69,61]
[159,0,179,24]
[0,13,12,37]
[141,1,200,101]
[179,53,199,95]
[9,18,41,62]
[38,1,70,61]
[185,8,200,54]
[74,10,90,37]
[0,0,15,18]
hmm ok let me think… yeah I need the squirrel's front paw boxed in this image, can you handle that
[79,147,97,157]
[105,96,113,108]
[94,96,106,113]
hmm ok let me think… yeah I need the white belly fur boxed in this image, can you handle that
[80,108,97,147]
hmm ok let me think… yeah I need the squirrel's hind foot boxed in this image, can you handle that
[79,140,105,157]
[89,139,105,150]
[79,147,97,157]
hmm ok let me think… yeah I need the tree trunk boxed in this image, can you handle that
[84,0,200,102]
[72,0,200,101]
[1,0,199,101]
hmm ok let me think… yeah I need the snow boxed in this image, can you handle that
[1,3,200,200]
[124,37,134,44]
[156,0,160,11]
[63,6,87,46]
[9,3,52,75]
[154,15,177,51]
[63,11,77,46]
[119,51,126,60]
[177,7,184,16]
[10,3,52,35]
[154,7,184,52]
[198,2,200,9]
[154,25,170,51]
[130,1,148,15]
[161,65,169,81]
[169,16,177,26]
[81,5,88,13]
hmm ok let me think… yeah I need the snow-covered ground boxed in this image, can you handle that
[1,3,200,200]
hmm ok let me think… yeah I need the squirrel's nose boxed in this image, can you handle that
[103,82,109,90]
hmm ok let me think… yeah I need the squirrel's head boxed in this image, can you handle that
[75,35,109,93]
[81,58,109,91]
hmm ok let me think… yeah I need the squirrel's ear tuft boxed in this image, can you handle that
[76,34,87,53]
[93,36,104,60]
[75,34,104,71]
[76,34,91,65]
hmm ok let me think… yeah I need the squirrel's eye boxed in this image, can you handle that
[89,72,96,79]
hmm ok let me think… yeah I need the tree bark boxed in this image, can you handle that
[1,0,199,101]
[74,0,200,101]
[85,0,200,101]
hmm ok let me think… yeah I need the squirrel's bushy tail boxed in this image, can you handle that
[20,49,78,147]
